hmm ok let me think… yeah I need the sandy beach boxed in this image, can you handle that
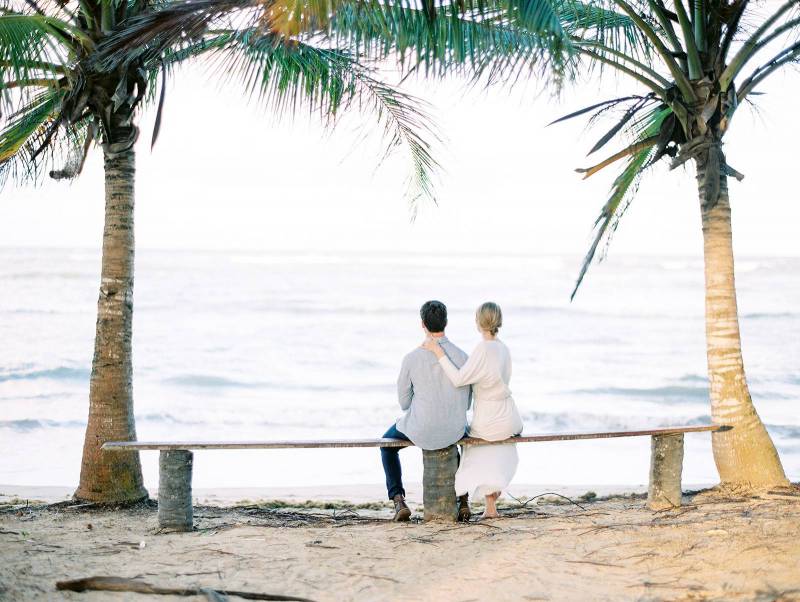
[2,485,799,601]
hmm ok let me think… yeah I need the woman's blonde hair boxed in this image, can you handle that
[476,302,502,335]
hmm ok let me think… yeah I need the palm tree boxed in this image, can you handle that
[548,0,795,492]
[329,0,796,491]
[0,0,437,503]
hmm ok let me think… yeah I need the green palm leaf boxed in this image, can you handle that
[202,29,440,202]
[329,1,561,84]
[559,1,648,60]
[0,87,88,186]
[571,104,670,299]
[95,2,441,202]
[328,0,652,90]
[0,12,73,111]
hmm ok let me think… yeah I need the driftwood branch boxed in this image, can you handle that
[55,576,317,601]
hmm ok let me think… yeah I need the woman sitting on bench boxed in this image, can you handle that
[423,302,523,519]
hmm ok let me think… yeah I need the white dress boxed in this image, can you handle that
[438,339,523,498]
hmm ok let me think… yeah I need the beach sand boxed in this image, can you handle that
[1,485,799,601]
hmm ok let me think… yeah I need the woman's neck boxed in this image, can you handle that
[481,332,496,341]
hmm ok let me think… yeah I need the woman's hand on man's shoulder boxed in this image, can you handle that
[421,336,445,358]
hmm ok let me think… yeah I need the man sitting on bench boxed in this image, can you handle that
[381,300,472,522]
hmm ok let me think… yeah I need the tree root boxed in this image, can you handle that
[693,483,799,502]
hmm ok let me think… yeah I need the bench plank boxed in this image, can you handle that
[102,424,723,451]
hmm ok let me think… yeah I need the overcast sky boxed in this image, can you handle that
[1,61,798,258]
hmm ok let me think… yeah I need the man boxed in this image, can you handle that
[381,300,472,522]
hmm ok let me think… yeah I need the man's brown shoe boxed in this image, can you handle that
[457,495,471,522]
[392,494,411,522]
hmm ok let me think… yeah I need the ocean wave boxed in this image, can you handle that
[0,392,65,402]
[228,253,566,271]
[658,260,704,271]
[162,374,392,392]
[520,411,800,440]
[570,384,795,402]
[570,385,709,402]
[0,410,365,431]
[138,413,204,426]
[162,374,262,388]
[677,374,707,383]
[0,367,90,383]
[250,305,409,316]
[510,305,632,320]
[0,413,237,431]
[2,308,63,315]
[742,312,799,320]
[4,270,89,280]
[520,411,713,433]
[0,414,203,431]
[767,424,800,439]
[0,418,85,431]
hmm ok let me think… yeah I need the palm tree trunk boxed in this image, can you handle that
[696,146,788,491]
[74,146,147,503]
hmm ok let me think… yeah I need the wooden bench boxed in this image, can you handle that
[103,424,726,530]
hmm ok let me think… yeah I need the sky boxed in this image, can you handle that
[1,60,798,259]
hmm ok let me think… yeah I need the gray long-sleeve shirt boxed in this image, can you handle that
[395,336,471,450]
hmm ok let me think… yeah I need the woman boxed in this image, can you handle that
[422,301,523,519]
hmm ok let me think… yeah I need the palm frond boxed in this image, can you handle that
[547,94,641,125]
[203,29,440,202]
[24,0,81,26]
[0,86,88,187]
[91,0,249,71]
[293,0,571,47]
[585,92,654,155]
[0,12,72,112]
[96,0,569,86]
[554,0,649,64]
[570,104,670,299]
[92,0,442,202]
[328,0,564,84]
[491,0,566,38]
[329,0,654,86]
[0,11,88,50]
[562,1,671,92]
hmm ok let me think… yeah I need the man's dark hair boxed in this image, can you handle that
[420,300,447,332]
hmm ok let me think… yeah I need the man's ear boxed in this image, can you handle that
[421,320,429,334]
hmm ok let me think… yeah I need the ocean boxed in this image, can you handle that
[1,247,797,492]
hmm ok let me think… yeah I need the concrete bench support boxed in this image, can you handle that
[647,433,684,511]
[158,450,194,531]
[422,446,458,522]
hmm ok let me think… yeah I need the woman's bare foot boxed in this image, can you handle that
[482,491,501,519]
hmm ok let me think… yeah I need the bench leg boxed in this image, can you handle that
[647,433,684,511]
[422,446,458,522]
[158,450,193,531]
